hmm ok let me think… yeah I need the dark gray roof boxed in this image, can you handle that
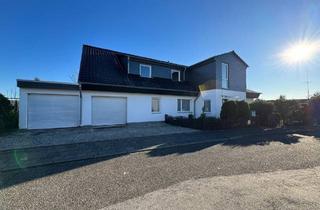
[189,51,249,69]
[78,45,198,96]
[17,79,79,90]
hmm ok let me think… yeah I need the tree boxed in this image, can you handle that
[250,100,274,126]
[0,94,18,131]
[274,95,299,124]
[310,92,320,124]
[236,101,250,123]
[220,101,238,122]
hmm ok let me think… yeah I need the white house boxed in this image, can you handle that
[17,45,259,129]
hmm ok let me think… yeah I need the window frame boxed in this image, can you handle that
[139,64,152,78]
[177,99,191,112]
[221,62,229,89]
[151,97,160,113]
[203,100,211,113]
[171,69,181,82]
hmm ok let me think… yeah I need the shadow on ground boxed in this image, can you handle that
[1,128,319,190]
[147,130,320,156]
[0,155,121,189]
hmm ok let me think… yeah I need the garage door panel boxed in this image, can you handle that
[27,94,80,129]
[92,96,126,125]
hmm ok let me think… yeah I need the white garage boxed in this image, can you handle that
[27,94,80,129]
[91,96,127,126]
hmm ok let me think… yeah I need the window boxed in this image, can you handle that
[152,97,160,113]
[177,99,191,112]
[221,63,229,89]
[140,64,152,78]
[203,100,211,112]
[171,70,181,82]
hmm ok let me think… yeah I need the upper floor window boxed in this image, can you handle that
[221,63,229,89]
[171,70,181,82]
[177,99,191,112]
[140,64,152,78]
[203,100,211,113]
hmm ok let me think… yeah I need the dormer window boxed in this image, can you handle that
[140,64,152,78]
[171,70,181,82]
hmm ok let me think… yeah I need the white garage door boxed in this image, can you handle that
[27,94,80,129]
[92,96,127,126]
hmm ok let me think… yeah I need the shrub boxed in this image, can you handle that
[250,100,274,127]
[0,94,18,131]
[220,101,238,122]
[310,93,320,124]
[236,101,250,125]
[203,117,223,130]
[274,95,300,124]
[164,114,223,130]
[267,113,281,127]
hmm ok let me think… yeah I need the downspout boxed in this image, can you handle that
[194,91,200,117]
[79,83,82,127]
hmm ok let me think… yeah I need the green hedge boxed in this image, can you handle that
[0,94,18,131]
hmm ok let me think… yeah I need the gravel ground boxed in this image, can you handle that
[1,131,320,209]
[0,122,198,150]
[105,166,320,210]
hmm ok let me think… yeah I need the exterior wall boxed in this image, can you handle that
[19,88,80,129]
[214,53,247,92]
[187,52,247,92]
[128,60,183,80]
[81,91,196,125]
[187,61,217,89]
[195,89,246,118]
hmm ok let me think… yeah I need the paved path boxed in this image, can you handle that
[105,167,320,210]
[1,130,320,209]
[0,122,198,150]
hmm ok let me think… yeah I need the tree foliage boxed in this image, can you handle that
[250,100,274,126]
[220,101,238,122]
[0,94,18,131]
[236,100,250,122]
[310,92,320,124]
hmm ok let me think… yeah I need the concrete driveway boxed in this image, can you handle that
[0,122,198,150]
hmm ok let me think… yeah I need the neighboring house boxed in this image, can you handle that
[246,89,261,103]
[17,45,257,129]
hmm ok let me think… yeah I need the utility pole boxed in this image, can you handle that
[306,69,310,101]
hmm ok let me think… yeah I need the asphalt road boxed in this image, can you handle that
[106,167,320,210]
[1,130,320,209]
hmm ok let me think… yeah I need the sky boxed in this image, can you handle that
[0,0,319,99]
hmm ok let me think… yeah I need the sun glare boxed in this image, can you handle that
[279,40,320,65]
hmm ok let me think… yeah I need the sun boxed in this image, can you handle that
[279,39,320,65]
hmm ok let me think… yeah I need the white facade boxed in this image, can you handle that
[81,91,195,126]
[195,89,246,118]
[19,88,196,129]
[19,88,81,129]
[19,87,246,129]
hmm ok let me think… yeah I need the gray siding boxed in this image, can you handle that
[128,60,183,80]
[214,53,246,92]
[187,52,247,92]
[186,61,217,89]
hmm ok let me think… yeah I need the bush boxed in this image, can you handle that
[250,100,274,127]
[236,101,250,125]
[310,93,320,124]
[0,94,18,131]
[165,114,223,130]
[220,101,238,122]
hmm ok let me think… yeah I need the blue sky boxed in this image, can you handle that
[1,0,319,99]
